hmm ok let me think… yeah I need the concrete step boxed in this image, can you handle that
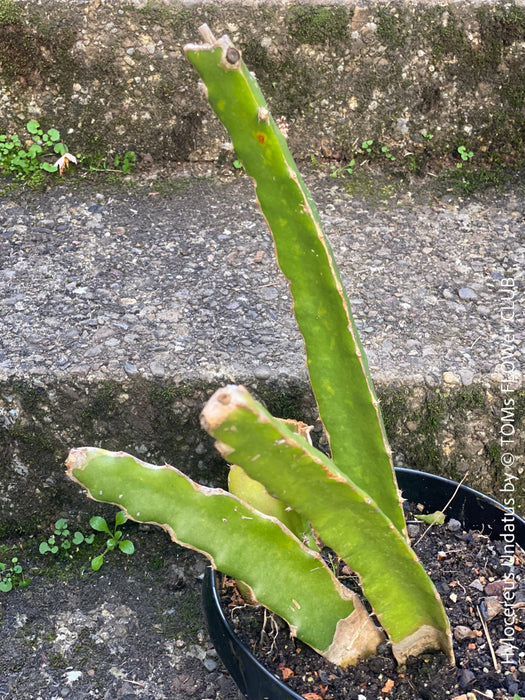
[1,170,523,530]
[1,0,524,166]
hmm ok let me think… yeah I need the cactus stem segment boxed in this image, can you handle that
[66,447,385,665]
[184,27,409,539]
[200,385,454,664]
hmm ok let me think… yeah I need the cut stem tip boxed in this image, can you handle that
[198,24,216,45]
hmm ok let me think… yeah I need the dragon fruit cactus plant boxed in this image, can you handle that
[67,25,453,668]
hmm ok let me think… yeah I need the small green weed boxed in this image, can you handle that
[381,145,396,162]
[79,150,137,175]
[456,145,474,168]
[112,150,137,175]
[39,518,95,555]
[422,130,434,141]
[325,138,398,180]
[0,556,30,592]
[0,119,136,188]
[89,511,135,571]
[0,120,72,185]
[233,159,243,169]
[330,159,355,178]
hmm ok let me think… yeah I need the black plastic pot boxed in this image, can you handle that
[202,469,525,700]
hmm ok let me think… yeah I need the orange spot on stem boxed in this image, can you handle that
[256,132,266,144]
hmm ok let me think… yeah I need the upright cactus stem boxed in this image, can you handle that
[201,385,454,664]
[184,26,453,663]
[185,26,407,539]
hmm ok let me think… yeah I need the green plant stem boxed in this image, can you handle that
[67,446,385,665]
[201,385,454,664]
[185,27,406,538]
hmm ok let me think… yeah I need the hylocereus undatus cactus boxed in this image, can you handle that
[66,25,454,667]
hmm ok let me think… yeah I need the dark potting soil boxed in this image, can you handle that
[219,506,525,700]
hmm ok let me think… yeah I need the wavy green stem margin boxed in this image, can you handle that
[66,447,384,665]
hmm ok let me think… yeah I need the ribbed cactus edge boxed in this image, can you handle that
[201,385,454,664]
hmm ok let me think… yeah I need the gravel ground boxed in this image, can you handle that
[0,524,244,700]
[1,167,524,388]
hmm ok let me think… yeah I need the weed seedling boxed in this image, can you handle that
[112,150,137,174]
[330,159,355,178]
[457,145,474,168]
[79,150,137,175]
[381,145,396,162]
[0,557,30,592]
[0,120,71,185]
[89,511,135,571]
[39,518,95,555]
[361,139,374,155]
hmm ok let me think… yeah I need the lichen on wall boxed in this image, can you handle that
[0,0,21,25]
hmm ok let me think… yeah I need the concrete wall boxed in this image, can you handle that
[1,0,525,167]
[3,376,522,532]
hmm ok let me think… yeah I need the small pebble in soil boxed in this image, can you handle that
[480,596,503,621]
[485,579,517,596]
[203,658,218,672]
[407,523,421,538]
[496,644,515,660]
[453,625,477,641]
[447,518,462,532]
[458,668,476,688]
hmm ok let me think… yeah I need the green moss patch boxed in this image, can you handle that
[376,8,409,50]
[0,0,21,25]
[0,7,76,89]
[287,5,350,45]
[379,384,495,480]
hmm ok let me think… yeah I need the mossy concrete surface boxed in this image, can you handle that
[1,376,523,533]
[0,375,316,533]
[0,0,525,167]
